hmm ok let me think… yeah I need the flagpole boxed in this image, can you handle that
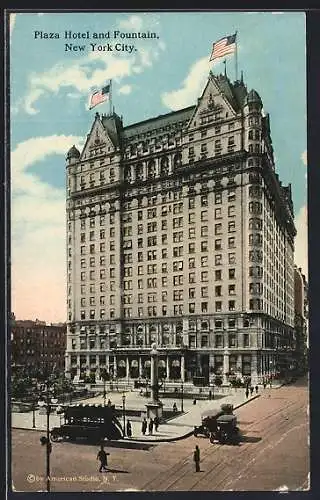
[235,31,238,81]
[109,79,112,115]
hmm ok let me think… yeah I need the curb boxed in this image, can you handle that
[12,395,261,443]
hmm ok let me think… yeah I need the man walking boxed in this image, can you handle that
[154,415,160,432]
[148,418,154,435]
[193,445,200,472]
[97,444,109,473]
[141,417,147,435]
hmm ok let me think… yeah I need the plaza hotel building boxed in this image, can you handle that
[65,72,296,386]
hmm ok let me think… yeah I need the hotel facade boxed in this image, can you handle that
[65,72,296,386]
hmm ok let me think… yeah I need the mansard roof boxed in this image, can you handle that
[122,106,195,141]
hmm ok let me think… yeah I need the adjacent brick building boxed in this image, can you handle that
[11,319,67,375]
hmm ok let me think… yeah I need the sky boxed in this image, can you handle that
[9,11,307,323]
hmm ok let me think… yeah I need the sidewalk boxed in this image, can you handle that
[11,388,261,443]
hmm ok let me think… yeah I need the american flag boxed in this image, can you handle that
[89,83,111,110]
[209,34,237,62]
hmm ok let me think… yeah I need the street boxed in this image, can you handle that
[11,378,309,492]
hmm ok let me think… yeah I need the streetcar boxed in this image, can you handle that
[50,404,123,443]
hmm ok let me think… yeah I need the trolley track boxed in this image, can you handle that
[142,393,307,491]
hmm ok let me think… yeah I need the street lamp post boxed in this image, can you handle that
[32,401,36,428]
[122,393,126,437]
[180,382,184,413]
[38,392,58,493]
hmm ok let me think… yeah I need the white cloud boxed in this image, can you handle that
[11,135,83,322]
[294,205,308,278]
[118,84,132,95]
[118,15,143,31]
[162,56,212,110]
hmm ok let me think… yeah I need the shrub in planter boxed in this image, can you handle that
[214,376,223,386]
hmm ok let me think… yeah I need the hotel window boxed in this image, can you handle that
[215,301,222,312]
[189,243,195,254]
[138,210,143,221]
[201,211,208,222]
[229,253,236,264]
[81,272,86,281]
[162,277,168,287]
[201,226,208,237]
[162,262,167,273]
[201,256,208,267]
[215,286,222,297]
[201,195,208,206]
[173,260,183,271]
[162,220,167,230]
[201,143,207,153]
[201,286,208,298]
[229,268,235,279]
[173,275,183,286]
[110,228,115,237]
[81,298,86,307]
[189,146,194,156]
[215,208,222,219]
[162,291,167,302]
[229,334,236,347]
[81,259,86,269]
[229,284,236,295]
[215,239,222,250]
[201,302,208,313]
[201,241,208,252]
[189,227,196,238]
[215,223,222,235]
[189,288,195,299]
[80,233,86,243]
[228,221,236,232]
[228,206,235,217]
[162,248,168,259]
[110,254,115,264]
[215,193,222,204]
[229,300,236,311]
[189,197,195,209]
[189,272,196,284]
[228,190,236,202]
[228,237,235,248]
[215,254,222,265]
[201,271,208,282]
[189,303,195,313]
[189,212,195,224]
[173,246,183,257]
[174,305,183,315]
[215,270,222,280]
[138,279,143,289]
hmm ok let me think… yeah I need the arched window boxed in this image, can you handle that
[124,166,131,182]
[173,153,182,169]
[160,156,169,176]
[248,130,253,140]
[136,163,143,181]
[147,160,156,179]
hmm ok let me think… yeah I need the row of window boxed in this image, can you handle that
[78,300,239,320]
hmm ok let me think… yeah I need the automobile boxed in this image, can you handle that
[50,404,123,443]
[210,414,240,445]
[193,408,224,437]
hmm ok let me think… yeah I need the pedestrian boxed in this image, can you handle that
[148,418,154,435]
[209,390,212,400]
[126,420,132,438]
[263,381,267,389]
[255,385,259,394]
[154,415,160,431]
[193,445,200,472]
[193,398,197,405]
[107,399,112,407]
[250,386,254,396]
[97,444,109,473]
[173,402,178,413]
[245,387,249,398]
[141,417,147,435]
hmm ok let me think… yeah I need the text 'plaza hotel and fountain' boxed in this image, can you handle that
[65,71,296,387]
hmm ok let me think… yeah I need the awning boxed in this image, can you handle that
[158,360,166,368]
[144,360,151,368]
[172,359,180,367]
[118,360,126,367]
[131,360,138,368]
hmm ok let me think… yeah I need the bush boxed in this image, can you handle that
[214,376,223,386]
